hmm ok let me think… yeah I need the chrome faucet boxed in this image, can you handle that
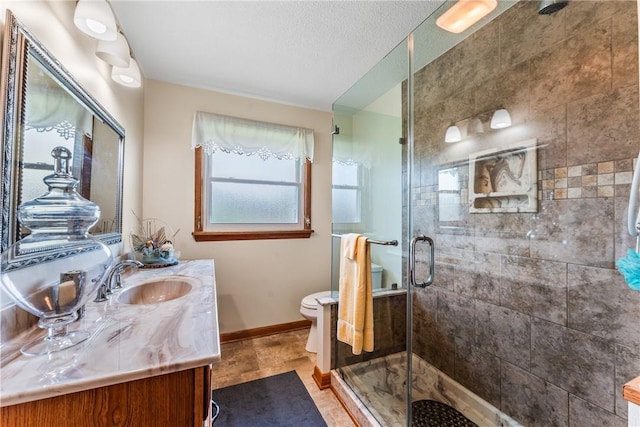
[94,260,144,302]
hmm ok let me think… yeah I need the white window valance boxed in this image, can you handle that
[25,85,93,141]
[332,137,373,168]
[191,111,314,162]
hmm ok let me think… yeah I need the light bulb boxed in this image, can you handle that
[112,58,142,88]
[436,0,498,34]
[85,18,107,34]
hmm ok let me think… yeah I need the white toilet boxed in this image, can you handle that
[371,262,382,290]
[300,291,332,353]
[299,263,383,353]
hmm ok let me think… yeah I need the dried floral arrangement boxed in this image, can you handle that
[130,213,180,265]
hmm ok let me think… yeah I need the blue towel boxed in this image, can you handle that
[616,249,640,291]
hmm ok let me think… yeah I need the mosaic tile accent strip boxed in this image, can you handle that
[539,157,635,201]
[412,157,636,207]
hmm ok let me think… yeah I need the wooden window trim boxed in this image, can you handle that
[193,147,313,242]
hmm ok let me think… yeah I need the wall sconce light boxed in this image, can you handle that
[73,0,118,41]
[111,58,142,88]
[445,125,462,143]
[436,0,498,34]
[95,32,130,67]
[75,1,142,88]
[490,108,512,129]
[444,108,511,143]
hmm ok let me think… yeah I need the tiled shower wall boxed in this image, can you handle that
[411,1,640,425]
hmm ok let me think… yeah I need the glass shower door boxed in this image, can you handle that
[331,37,411,426]
[330,2,517,425]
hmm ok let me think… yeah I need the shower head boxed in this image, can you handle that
[538,0,568,15]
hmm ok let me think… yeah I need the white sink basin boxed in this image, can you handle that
[117,277,193,305]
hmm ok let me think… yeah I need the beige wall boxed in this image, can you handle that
[142,80,332,334]
[0,0,144,255]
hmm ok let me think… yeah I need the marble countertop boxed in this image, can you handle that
[0,259,220,407]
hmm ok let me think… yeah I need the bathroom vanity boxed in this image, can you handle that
[0,259,220,426]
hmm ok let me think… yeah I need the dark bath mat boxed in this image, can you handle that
[211,370,327,426]
[412,399,478,427]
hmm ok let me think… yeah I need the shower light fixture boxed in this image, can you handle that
[445,125,462,143]
[490,108,512,129]
[95,32,130,67]
[444,108,511,143]
[73,0,118,41]
[436,0,498,34]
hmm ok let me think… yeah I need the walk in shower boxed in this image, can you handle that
[331,1,640,426]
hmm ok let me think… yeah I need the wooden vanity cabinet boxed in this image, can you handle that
[0,365,212,427]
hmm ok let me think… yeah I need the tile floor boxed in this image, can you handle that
[211,329,355,426]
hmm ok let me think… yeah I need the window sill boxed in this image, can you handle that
[192,229,314,242]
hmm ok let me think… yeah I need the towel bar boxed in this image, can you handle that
[331,233,398,247]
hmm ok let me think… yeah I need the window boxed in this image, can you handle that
[332,161,362,224]
[192,112,313,241]
[437,167,463,222]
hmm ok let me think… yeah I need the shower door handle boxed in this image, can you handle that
[410,235,434,287]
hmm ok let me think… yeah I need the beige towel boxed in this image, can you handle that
[337,233,374,355]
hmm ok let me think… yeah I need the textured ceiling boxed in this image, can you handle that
[110,1,443,111]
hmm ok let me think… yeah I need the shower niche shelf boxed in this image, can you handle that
[468,138,538,213]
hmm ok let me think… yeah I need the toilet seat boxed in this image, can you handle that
[301,291,331,310]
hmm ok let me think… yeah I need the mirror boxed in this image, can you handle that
[0,10,124,253]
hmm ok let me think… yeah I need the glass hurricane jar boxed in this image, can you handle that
[0,147,113,356]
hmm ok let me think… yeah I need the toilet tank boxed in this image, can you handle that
[371,263,383,289]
